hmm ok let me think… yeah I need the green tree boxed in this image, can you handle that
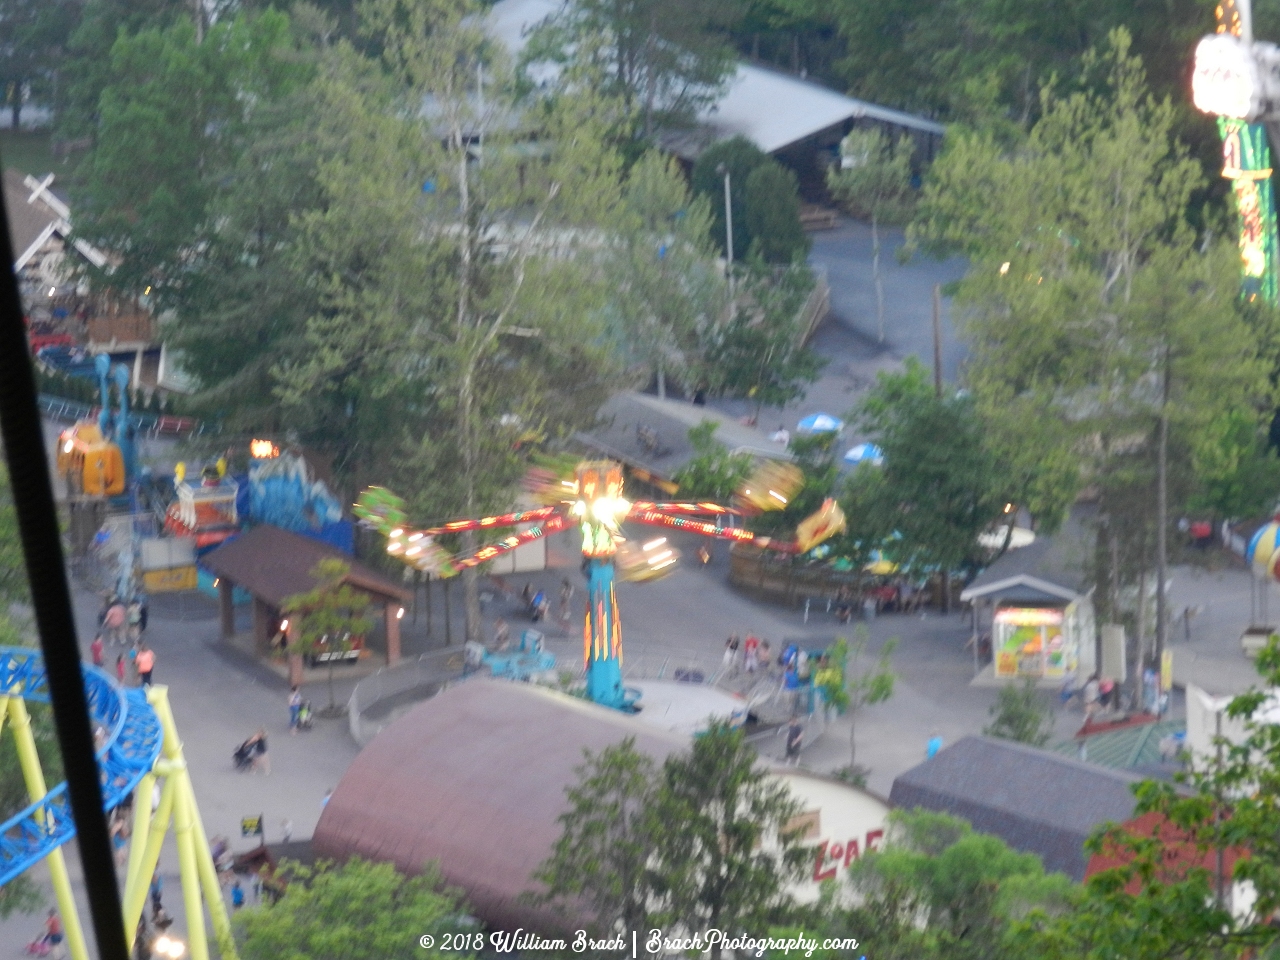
[522,0,740,140]
[359,0,625,642]
[984,679,1054,747]
[838,808,1074,960]
[913,32,1274,658]
[847,358,1006,584]
[530,738,659,936]
[814,629,895,772]
[1014,640,1280,959]
[607,150,728,399]
[235,857,474,959]
[744,161,810,265]
[0,0,80,128]
[691,135,770,261]
[71,8,306,297]
[281,559,374,712]
[650,724,807,959]
[671,421,754,501]
[703,265,823,420]
[827,128,915,342]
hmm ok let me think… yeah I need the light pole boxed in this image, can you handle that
[717,163,734,294]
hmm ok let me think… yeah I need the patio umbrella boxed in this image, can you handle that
[797,413,843,433]
[843,443,884,466]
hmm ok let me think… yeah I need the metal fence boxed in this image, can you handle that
[347,647,467,746]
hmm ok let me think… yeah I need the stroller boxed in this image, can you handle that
[233,738,256,771]
[296,699,314,731]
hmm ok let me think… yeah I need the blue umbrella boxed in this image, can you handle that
[843,443,884,466]
[797,413,843,433]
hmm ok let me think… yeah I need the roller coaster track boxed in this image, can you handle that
[0,645,164,886]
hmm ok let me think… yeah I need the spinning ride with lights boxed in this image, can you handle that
[357,460,847,710]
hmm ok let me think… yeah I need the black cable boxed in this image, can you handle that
[0,183,129,956]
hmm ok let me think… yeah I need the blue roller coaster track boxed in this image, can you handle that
[0,647,163,886]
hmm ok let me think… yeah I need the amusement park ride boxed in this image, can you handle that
[0,648,235,960]
[357,459,847,710]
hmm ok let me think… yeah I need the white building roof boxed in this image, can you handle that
[485,0,944,158]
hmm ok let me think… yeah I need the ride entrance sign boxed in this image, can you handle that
[241,815,263,838]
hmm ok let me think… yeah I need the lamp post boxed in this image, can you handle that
[717,163,734,295]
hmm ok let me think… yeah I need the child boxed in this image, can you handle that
[231,880,245,910]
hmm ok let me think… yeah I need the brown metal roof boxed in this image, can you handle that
[201,524,410,607]
[313,680,688,932]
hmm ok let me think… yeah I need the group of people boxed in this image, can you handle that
[92,594,155,688]
[519,578,576,626]
[833,581,921,623]
[721,634,775,675]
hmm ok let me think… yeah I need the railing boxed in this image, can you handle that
[37,392,203,438]
[347,647,467,746]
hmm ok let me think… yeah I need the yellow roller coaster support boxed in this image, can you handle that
[121,686,237,960]
[2,694,91,960]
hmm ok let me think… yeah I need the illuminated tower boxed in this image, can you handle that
[571,462,634,710]
[1192,0,1280,301]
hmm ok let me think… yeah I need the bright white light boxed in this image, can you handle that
[396,607,405,619]
[408,532,424,542]
[48,287,55,296]
[62,440,74,453]
[387,542,403,553]
[648,549,673,564]
[213,579,220,588]
[389,528,403,538]
[154,936,186,959]
[768,490,788,504]
[279,619,289,632]
[1193,34,1259,119]
[999,262,1010,275]
[642,537,667,551]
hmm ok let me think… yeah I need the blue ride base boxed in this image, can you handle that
[584,558,637,711]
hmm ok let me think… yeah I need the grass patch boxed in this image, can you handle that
[0,130,67,178]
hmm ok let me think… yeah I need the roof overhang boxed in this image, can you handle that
[960,574,1081,604]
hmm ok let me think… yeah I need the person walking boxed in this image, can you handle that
[116,654,126,685]
[1083,674,1101,721]
[104,598,127,646]
[492,618,510,652]
[288,687,303,734]
[90,634,105,668]
[135,644,155,688]
[558,578,575,623]
[127,599,143,644]
[784,717,804,765]
[722,635,740,674]
[743,635,759,674]
[149,870,163,920]
[231,880,245,910]
[251,728,270,775]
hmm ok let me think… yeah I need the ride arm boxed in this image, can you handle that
[446,513,571,573]
[625,508,798,553]
[419,505,564,537]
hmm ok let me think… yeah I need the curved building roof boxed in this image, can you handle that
[313,679,688,931]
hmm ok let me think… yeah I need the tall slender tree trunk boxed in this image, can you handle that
[1134,566,1147,709]
[872,210,885,343]
[1155,348,1171,692]
[455,112,481,644]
